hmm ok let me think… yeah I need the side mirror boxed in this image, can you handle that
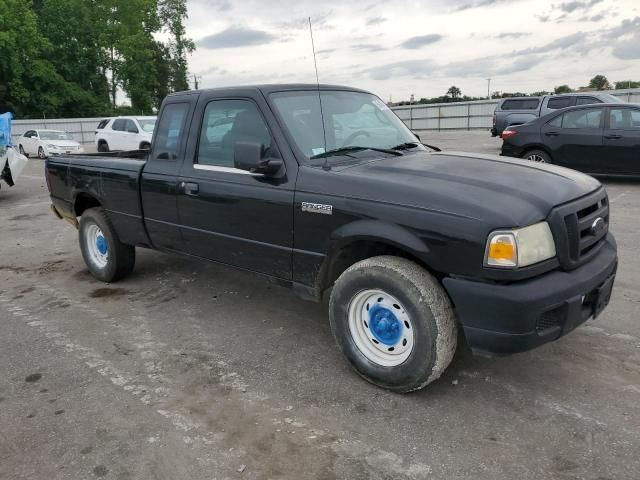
[128,126,139,133]
[234,142,282,175]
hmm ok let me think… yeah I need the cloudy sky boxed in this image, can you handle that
[185,0,640,101]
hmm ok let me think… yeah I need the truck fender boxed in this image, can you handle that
[316,219,431,293]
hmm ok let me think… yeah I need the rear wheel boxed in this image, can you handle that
[522,149,551,163]
[18,145,28,158]
[97,141,109,153]
[329,256,457,393]
[38,147,47,159]
[139,142,151,150]
[79,207,135,282]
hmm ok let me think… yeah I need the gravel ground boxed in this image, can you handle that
[1,133,639,480]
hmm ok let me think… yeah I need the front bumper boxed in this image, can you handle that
[442,234,617,355]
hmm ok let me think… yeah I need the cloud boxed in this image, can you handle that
[495,32,531,38]
[351,43,387,52]
[366,16,387,25]
[454,0,500,11]
[400,34,443,49]
[512,31,584,55]
[365,60,435,80]
[612,34,640,59]
[557,0,603,13]
[196,26,276,49]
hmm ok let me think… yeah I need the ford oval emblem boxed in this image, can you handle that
[591,217,606,236]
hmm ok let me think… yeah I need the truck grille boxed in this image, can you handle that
[548,188,609,270]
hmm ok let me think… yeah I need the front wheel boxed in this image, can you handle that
[38,147,47,159]
[79,207,135,282]
[329,256,457,393]
[522,149,551,163]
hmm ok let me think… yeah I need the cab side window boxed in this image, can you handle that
[547,97,573,110]
[196,99,271,168]
[153,103,189,160]
[576,96,600,106]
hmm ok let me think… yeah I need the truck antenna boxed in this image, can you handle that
[308,16,330,170]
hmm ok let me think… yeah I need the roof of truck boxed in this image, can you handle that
[168,84,370,97]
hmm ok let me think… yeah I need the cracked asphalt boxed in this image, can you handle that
[1,132,639,480]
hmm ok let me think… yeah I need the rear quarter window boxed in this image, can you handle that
[96,119,109,129]
[501,99,540,110]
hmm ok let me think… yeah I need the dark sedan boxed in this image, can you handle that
[501,103,640,176]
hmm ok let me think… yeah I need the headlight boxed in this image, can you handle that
[485,222,556,268]
[46,143,57,149]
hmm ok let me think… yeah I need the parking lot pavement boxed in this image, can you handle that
[1,140,639,480]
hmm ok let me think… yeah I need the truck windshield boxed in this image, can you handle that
[270,90,422,162]
[137,119,156,133]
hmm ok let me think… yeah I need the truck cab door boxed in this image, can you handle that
[604,106,640,175]
[140,99,196,251]
[175,93,295,280]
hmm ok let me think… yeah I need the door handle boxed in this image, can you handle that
[604,134,622,140]
[179,181,199,196]
[544,131,560,137]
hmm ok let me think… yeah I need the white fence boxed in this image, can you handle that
[391,88,640,132]
[7,89,640,143]
[11,117,107,146]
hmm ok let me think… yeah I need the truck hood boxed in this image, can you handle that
[334,150,602,227]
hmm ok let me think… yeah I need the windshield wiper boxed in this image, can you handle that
[310,146,403,159]
[390,142,441,152]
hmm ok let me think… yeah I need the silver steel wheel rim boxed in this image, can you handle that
[85,224,109,269]
[348,289,414,367]
[527,154,546,163]
[38,148,46,159]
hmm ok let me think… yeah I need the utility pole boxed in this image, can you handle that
[486,78,491,99]
[193,74,199,90]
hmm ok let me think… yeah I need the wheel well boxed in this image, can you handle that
[139,141,151,149]
[97,139,107,145]
[521,145,552,159]
[319,240,439,294]
[74,193,101,217]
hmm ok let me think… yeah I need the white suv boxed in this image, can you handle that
[94,116,156,152]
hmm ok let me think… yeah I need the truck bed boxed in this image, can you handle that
[47,153,150,247]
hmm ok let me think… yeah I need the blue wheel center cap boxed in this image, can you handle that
[368,304,403,346]
[96,235,107,255]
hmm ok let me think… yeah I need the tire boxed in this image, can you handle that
[38,147,47,159]
[97,141,109,153]
[522,149,551,163]
[79,207,135,282]
[139,142,151,150]
[329,256,457,393]
[18,145,28,158]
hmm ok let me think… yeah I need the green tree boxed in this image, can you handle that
[554,85,572,94]
[588,75,611,90]
[158,0,195,92]
[447,86,461,99]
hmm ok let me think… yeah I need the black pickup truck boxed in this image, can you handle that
[46,84,617,392]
